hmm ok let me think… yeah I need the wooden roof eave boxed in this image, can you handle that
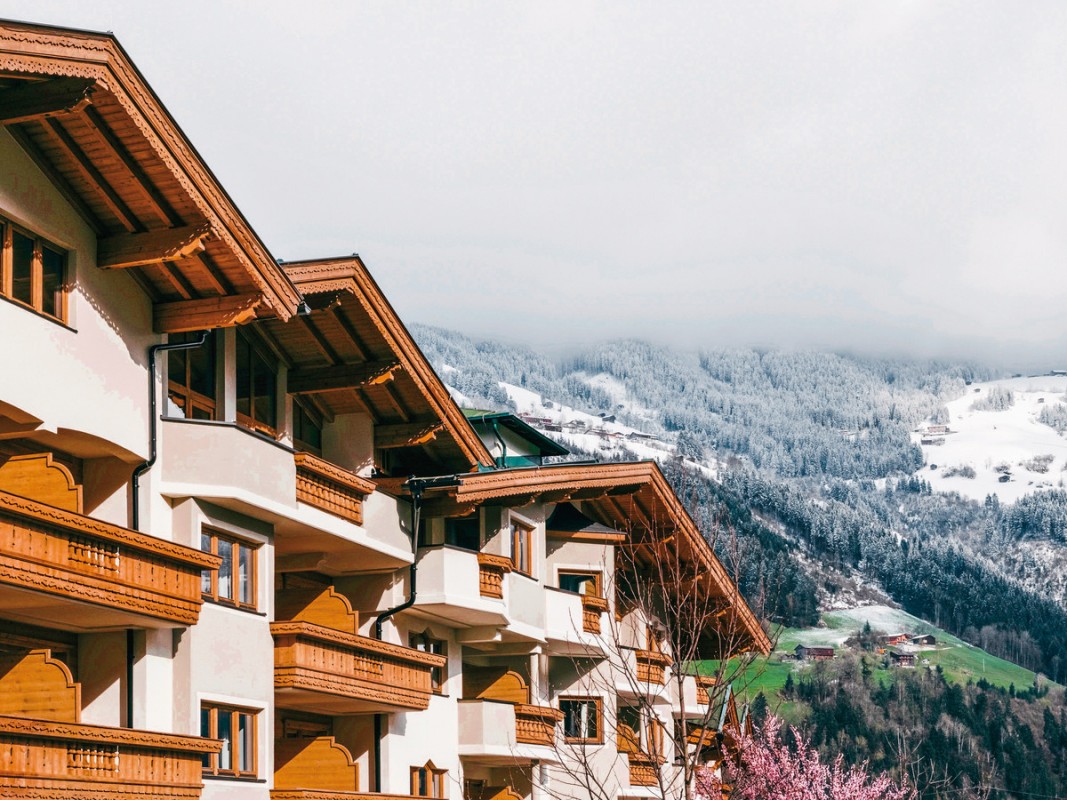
[0,21,300,322]
[281,257,493,471]
[381,460,770,655]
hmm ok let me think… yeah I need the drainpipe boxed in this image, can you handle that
[371,475,461,790]
[490,418,507,468]
[131,331,210,531]
[127,330,208,728]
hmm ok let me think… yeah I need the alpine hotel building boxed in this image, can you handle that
[0,20,769,800]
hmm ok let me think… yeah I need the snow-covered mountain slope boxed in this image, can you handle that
[916,376,1067,502]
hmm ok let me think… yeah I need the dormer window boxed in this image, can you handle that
[1,215,67,323]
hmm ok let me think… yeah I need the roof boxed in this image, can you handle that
[545,501,626,543]
[465,411,570,459]
[377,460,771,656]
[0,20,301,327]
[250,257,493,475]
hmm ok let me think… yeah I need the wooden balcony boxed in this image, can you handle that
[273,621,446,715]
[627,752,660,787]
[695,675,717,706]
[514,703,564,746]
[476,553,512,599]
[635,649,671,685]
[294,452,376,525]
[0,713,220,799]
[581,594,608,634]
[0,489,219,630]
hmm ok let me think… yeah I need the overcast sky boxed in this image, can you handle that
[7,2,1067,368]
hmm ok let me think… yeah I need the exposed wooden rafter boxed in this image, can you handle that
[5,124,104,234]
[97,224,211,270]
[0,77,96,126]
[42,117,142,232]
[287,360,400,395]
[375,421,445,450]
[153,293,262,333]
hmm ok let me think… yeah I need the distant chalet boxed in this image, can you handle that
[795,645,835,661]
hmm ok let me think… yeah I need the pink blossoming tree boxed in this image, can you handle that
[697,717,914,800]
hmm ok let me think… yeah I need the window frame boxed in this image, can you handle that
[0,214,68,323]
[292,397,324,455]
[560,696,603,744]
[166,331,217,421]
[558,569,602,597]
[235,328,279,436]
[200,702,258,779]
[510,517,534,577]
[410,760,448,798]
[200,528,259,611]
[408,630,448,694]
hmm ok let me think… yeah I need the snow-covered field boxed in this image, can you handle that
[915,376,1067,503]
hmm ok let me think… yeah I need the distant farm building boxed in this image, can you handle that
[911,634,937,646]
[795,645,835,661]
[890,651,917,668]
[879,633,910,646]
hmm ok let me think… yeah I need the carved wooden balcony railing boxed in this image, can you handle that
[294,452,376,525]
[581,595,608,633]
[635,649,671,685]
[0,490,220,627]
[513,703,564,746]
[695,675,717,706]
[476,553,512,599]
[0,714,220,799]
[272,794,430,800]
[272,621,447,714]
[627,752,660,787]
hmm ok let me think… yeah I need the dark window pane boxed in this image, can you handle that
[41,247,63,317]
[445,518,480,551]
[238,713,254,772]
[252,350,276,427]
[189,334,216,397]
[12,231,33,305]
[236,334,251,418]
[168,348,188,387]
[238,545,253,605]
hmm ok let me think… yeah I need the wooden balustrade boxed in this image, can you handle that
[513,703,564,746]
[0,490,220,627]
[635,649,671,685]
[272,793,429,800]
[695,675,717,706]
[0,714,220,798]
[626,752,660,787]
[273,621,446,714]
[476,553,512,599]
[294,452,376,525]
[581,594,608,633]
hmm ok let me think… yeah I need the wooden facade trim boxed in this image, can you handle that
[513,702,564,747]
[475,553,512,599]
[0,22,301,319]
[153,293,262,333]
[97,223,211,270]
[288,360,400,395]
[294,452,375,525]
[272,621,445,713]
[376,421,445,450]
[0,489,220,625]
[271,794,428,800]
[0,714,220,799]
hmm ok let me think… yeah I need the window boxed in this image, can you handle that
[167,331,217,420]
[617,705,663,757]
[411,761,447,798]
[201,529,258,610]
[510,519,533,575]
[445,517,479,551]
[293,400,323,454]
[561,697,602,743]
[201,703,257,778]
[409,631,447,693]
[236,329,277,435]
[0,216,67,322]
[559,570,601,597]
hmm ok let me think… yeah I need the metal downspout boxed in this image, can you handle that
[127,330,209,728]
